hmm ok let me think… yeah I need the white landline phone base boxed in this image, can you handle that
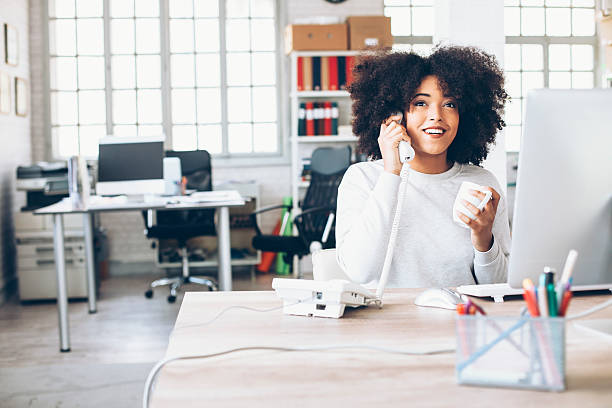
[272,278,379,318]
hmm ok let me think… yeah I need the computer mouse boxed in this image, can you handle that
[414,288,465,310]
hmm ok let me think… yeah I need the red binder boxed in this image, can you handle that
[323,101,332,135]
[297,57,304,91]
[305,102,315,136]
[345,56,354,87]
[329,56,338,91]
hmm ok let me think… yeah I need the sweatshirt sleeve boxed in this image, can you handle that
[472,190,511,284]
[335,164,401,283]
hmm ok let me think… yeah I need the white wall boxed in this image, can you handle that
[0,0,31,301]
[434,0,507,191]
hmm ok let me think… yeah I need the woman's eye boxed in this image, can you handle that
[444,101,457,108]
[413,100,426,107]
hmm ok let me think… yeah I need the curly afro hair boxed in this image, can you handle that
[348,45,508,165]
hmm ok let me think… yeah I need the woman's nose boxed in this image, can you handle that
[428,105,441,121]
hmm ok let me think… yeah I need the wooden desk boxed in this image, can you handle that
[150,290,612,407]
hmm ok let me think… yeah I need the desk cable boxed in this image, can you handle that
[143,293,612,407]
[142,344,455,408]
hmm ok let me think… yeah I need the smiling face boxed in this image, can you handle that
[404,75,459,161]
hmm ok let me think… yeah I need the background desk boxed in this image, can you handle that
[151,289,612,407]
[34,191,245,352]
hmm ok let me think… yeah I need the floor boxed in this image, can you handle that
[0,270,289,408]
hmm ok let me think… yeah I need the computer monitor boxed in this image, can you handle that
[96,136,165,196]
[508,89,611,291]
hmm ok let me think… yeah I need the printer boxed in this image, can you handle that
[16,162,71,211]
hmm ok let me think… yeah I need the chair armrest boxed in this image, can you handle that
[293,206,336,245]
[293,206,334,222]
[250,203,292,216]
[249,204,293,236]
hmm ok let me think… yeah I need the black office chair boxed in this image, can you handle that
[144,150,218,303]
[250,146,351,276]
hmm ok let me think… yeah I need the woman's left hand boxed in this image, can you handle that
[455,187,500,252]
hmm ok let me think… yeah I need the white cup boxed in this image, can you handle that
[453,181,492,228]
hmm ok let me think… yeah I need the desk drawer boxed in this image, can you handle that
[17,242,85,258]
[18,266,87,300]
[18,257,86,270]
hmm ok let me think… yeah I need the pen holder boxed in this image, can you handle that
[455,315,565,391]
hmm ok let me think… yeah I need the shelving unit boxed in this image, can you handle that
[289,50,360,216]
[288,50,361,277]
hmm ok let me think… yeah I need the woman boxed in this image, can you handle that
[335,45,511,288]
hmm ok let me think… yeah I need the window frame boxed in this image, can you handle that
[44,0,288,167]
[503,2,600,152]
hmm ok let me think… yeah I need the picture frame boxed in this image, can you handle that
[4,23,18,66]
[0,71,9,114]
[15,77,27,117]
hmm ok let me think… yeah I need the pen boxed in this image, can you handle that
[547,282,557,317]
[522,278,540,317]
[538,273,549,317]
[544,268,557,317]
[558,289,573,317]
[558,279,573,316]
[456,304,467,315]
[557,249,578,306]
[465,299,486,315]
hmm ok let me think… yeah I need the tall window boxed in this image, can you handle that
[47,0,280,160]
[384,0,434,54]
[168,0,278,154]
[49,0,106,158]
[110,0,163,138]
[504,0,597,151]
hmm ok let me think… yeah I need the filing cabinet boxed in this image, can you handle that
[15,212,88,301]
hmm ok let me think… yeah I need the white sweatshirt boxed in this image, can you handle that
[335,160,511,288]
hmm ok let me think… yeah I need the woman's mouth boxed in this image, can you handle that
[423,127,446,138]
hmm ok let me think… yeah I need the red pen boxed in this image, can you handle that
[465,299,485,315]
[522,278,540,317]
[558,290,573,316]
[456,303,467,315]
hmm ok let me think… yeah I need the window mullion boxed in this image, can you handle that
[160,0,173,148]
[219,0,229,156]
[103,0,113,136]
[43,0,53,160]
[543,37,549,88]
[73,0,81,153]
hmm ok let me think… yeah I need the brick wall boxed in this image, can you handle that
[0,0,31,302]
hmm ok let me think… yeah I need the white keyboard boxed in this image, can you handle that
[456,283,523,303]
[272,278,379,318]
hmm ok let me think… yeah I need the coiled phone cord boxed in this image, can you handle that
[376,161,411,299]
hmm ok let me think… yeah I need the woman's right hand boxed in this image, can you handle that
[378,114,411,176]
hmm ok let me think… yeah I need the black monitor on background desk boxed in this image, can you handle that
[96,136,165,196]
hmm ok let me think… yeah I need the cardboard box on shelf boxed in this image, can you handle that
[347,16,393,50]
[285,24,348,54]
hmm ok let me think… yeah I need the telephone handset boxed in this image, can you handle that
[376,112,414,298]
[390,112,415,163]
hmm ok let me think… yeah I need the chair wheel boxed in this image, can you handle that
[145,289,153,298]
[167,294,177,303]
